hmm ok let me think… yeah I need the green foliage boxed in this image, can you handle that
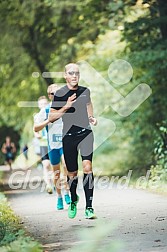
[154,120,167,169]
[0,194,20,245]
[150,120,167,183]
[0,0,111,132]
[0,237,42,252]
[104,0,167,173]
[0,193,42,251]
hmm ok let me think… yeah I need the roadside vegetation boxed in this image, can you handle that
[0,193,42,252]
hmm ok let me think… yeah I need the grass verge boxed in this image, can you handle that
[0,186,42,252]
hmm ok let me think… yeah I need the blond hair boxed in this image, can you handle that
[38,96,47,101]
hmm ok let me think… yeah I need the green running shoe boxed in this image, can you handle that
[85,207,96,219]
[68,195,79,219]
[57,197,64,210]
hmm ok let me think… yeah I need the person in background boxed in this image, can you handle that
[1,136,16,171]
[34,96,53,194]
[34,86,70,210]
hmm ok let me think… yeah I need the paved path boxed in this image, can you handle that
[1,167,167,252]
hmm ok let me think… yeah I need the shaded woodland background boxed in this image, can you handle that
[0,0,166,179]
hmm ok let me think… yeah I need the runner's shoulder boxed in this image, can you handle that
[55,85,68,97]
[78,86,90,96]
[78,85,89,91]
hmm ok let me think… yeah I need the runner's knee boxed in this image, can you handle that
[68,171,78,179]
[83,163,92,174]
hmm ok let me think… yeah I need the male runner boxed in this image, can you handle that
[49,63,97,219]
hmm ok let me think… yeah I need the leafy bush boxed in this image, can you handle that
[0,193,42,251]
[154,121,167,170]
[150,120,167,183]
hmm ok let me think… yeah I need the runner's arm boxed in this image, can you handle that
[49,108,67,123]
[87,101,94,118]
[33,119,49,132]
[87,101,97,126]
[1,144,6,154]
[33,108,49,132]
[11,142,16,153]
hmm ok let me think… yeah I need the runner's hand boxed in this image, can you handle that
[65,94,76,109]
[89,116,97,126]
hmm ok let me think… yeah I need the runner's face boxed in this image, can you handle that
[65,65,80,88]
[38,99,48,109]
[6,137,11,143]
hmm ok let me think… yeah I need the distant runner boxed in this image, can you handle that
[34,85,70,210]
[34,96,53,194]
[1,136,16,170]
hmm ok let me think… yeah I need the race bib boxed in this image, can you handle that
[52,134,62,142]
